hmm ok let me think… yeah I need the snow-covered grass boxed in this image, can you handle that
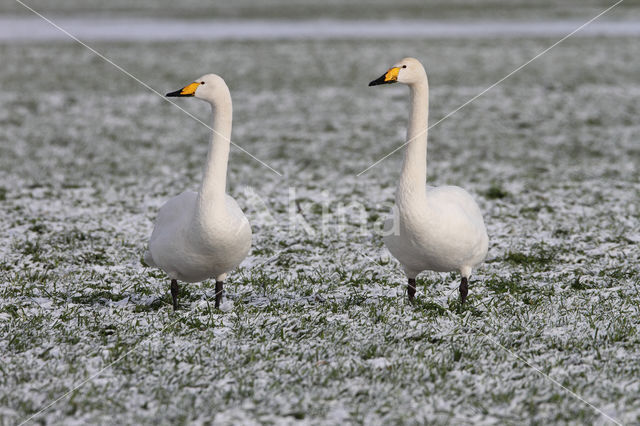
[1,36,639,425]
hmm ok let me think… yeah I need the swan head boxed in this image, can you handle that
[166,74,229,103]
[368,57,427,87]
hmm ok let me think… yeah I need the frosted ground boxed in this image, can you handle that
[1,6,640,426]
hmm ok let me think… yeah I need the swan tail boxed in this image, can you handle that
[460,265,472,279]
[143,250,156,267]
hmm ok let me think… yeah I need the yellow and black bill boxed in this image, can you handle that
[368,67,400,86]
[166,82,201,97]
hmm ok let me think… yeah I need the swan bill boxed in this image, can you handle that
[368,67,400,86]
[166,82,200,97]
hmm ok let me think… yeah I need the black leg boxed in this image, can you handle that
[408,278,416,302]
[459,277,468,305]
[215,280,224,309]
[171,279,179,311]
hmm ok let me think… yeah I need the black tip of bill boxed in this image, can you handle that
[166,89,192,97]
[369,74,392,87]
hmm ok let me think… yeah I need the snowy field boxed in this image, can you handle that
[1,6,640,426]
[5,17,640,41]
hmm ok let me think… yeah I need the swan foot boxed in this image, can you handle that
[408,278,416,302]
[171,279,180,311]
[459,277,468,305]
[215,280,224,309]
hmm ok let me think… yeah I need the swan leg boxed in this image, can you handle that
[215,280,224,309]
[408,278,417,302]
[170,279,179,311]
[459,277,468,304]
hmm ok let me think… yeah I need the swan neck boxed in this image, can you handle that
[199,94,232,214]
[398,81,429,202]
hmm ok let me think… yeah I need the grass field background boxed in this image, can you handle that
[1,1,639,424]
[3,0,640,20]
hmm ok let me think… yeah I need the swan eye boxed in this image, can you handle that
[402,65,407,68]
[201,81,205,85]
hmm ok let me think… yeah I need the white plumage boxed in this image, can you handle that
[369,57,488,303]
[145,74,251,310]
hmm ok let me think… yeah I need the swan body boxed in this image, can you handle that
[370,57,488,303]
[383,185,488,278]
[145,191,250,283]
[145,74,251,309]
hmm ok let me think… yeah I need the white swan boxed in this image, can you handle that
[144,74,252,310]
[369,57,488,304]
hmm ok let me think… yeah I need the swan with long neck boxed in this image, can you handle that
[369,57,488,304]
[144,74,252,310]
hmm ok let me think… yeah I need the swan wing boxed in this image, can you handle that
[427,185,488,264]
[148,191,198,246]
[145,191,198,271]
[427,186,485,230]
